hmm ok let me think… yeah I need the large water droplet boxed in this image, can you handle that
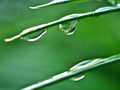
[20,29,47,42]
[59,20,78,35]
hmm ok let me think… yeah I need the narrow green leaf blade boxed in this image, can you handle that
[29,0,90,9]
[21,54,120,90]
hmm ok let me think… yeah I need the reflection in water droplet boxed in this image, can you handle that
[59,20,78,35]
[21,29,47,42]
[71,75,85,81]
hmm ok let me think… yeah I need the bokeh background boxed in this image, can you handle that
[0,0,120,90]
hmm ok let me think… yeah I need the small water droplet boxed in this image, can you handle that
[108,0,117,5]
[95,6,114,13]
[71,75,85,81]
[20,29,47,42]
[70,59,102,71]
[117,3,120,7]
[70,60,92,71]
[59,20,78,35]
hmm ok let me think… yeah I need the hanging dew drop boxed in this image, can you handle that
[59,20,78,35]
[20,29,47,42]
[69,60,88,82]
[69,60,100,82]
[71,75,85,81]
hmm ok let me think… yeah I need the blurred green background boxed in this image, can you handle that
[0,0,120,90]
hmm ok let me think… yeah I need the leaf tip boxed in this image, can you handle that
[4,38,11,42]
[4,35,21,42]
[29,6,38,9]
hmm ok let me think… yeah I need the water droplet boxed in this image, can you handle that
[117,3,120,7]
[20,29,47,42]
[95,6,114,13]
[70,60,92,71]
[59,20,78,35]
[70,59,102,71]
[108,0,117,5]
[71,75,85,81]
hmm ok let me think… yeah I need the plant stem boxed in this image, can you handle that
[5,3,120,42]
[21,54,120,90]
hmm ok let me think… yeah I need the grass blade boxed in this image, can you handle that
[29,0,90,9]
[21,54,120,90]
[5,3,120,42]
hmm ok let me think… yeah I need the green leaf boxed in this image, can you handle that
[29,0,90,9]
[21,54,120,90]
[5,3,120,42]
